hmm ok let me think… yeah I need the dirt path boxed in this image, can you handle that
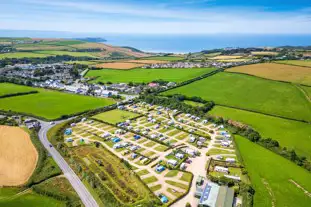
[289,179,311,198]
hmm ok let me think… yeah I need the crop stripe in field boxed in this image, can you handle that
[289,179,311,198]
[261,178,276,207]
[273,62,311,69]
[294,84,311,103]
[215,103,311,123]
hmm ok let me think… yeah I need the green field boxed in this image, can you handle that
[210,106,311,159]
[0,84,115,120]
[43,40,84,46]
[275,60,311,67]
[163,72,311,122]
[86,68,216,83]
[235,135,311,207]
[183,100,205,107]
[33,50,99,58]
[0,52,51,59]
[65,61,98,65]
[142,56,184,61]
[0,188,65,207]
[92,109,140,124]
[301,86,311,100]
[0,83,36,96]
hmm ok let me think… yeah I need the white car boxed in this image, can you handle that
[50,121,55,125]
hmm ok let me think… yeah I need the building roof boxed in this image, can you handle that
[216,186,234,207]
[199,182,234,207]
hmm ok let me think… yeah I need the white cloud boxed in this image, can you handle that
[1,0,311,34]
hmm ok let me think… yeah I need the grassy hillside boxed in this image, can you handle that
[86,68,216,83]
[0,84,115,120]
[33,50,99,58]
[142,56,184,61]
[210,106,311,159]
[163,72,311,122]
[235,135,311,207]
[0,52,51,59]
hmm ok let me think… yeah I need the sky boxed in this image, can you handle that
[1,0,311,34]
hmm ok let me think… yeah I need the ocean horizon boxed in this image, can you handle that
[103,34,311,53]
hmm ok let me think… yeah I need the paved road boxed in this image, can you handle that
[38,120,99,207]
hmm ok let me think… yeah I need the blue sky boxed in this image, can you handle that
[1,0,311,34]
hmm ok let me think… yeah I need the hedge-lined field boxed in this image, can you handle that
[210,106,311,159]
[0,84,115,120]
[235,135,311,207]
[86,68,216,83]
[163,72,311,122]
[0,83,36,96]
[275,60,311,68]
[33,50,99,58]
[227,63,311,86]
[0,52,51,59]
[142,56,184,61]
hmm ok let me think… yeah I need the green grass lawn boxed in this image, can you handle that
[0,85,115,120]
[210,106,311,159]
[235,135,311,207]
[0,83,36,96]
[165,180,188,190]
[86,68,216,83]
[0,52,51,59]
[206,148,235,156]
[164,170,179,177]
[142,176,158,184]
[163,72,311,122]
[301,86,311,99]
[142,56,184,61]
[275,60,311,67]
[0,188,65,207]
[92,109,140,124]
[33,50,99,58]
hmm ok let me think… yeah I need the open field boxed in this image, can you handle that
[86,67,216,83]
[301,86,311,101]
[0,188,65,207]
[218,58,251,62]
[183,100,205,107]
[227,63,311,85]
[251,51,279,56]
[275,60,311,68]
[126,59,168,64]
[0,85,115,120]
[235,135,311,207]
[92,109,140,124]
[33,50,99,58]
[0,126,38,186]
[209,55,243,60]
[0,83,36,96]
[94,62,145,69]
[142,56,184,61]
[0,52,51,59]
[210,106,311,159]
[163,72,311,122]
[65,61,98,65]
[16,45,70,51]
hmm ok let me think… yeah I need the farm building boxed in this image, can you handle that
[214,166,229,174]
[198,182,234,207]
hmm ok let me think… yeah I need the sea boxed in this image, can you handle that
[103,34,311,53]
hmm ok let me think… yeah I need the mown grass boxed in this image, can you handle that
[92,109,140,124]
[164,170,179,177]
[86,68,216,83]
[163,72,311,122]
[0,188,65,207]
[165,181,188,190]
[183,100,204,107]
[0,83,36,96]
[235,135,311,207]
[210,106,311,159]
[0,52,51,59]
[0,84,115,120]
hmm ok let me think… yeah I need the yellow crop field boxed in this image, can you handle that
[126,59,168,64]
[95,62,145,69]
[0,126,38,186]
[227,63,311,85]
[251,51,278,56]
